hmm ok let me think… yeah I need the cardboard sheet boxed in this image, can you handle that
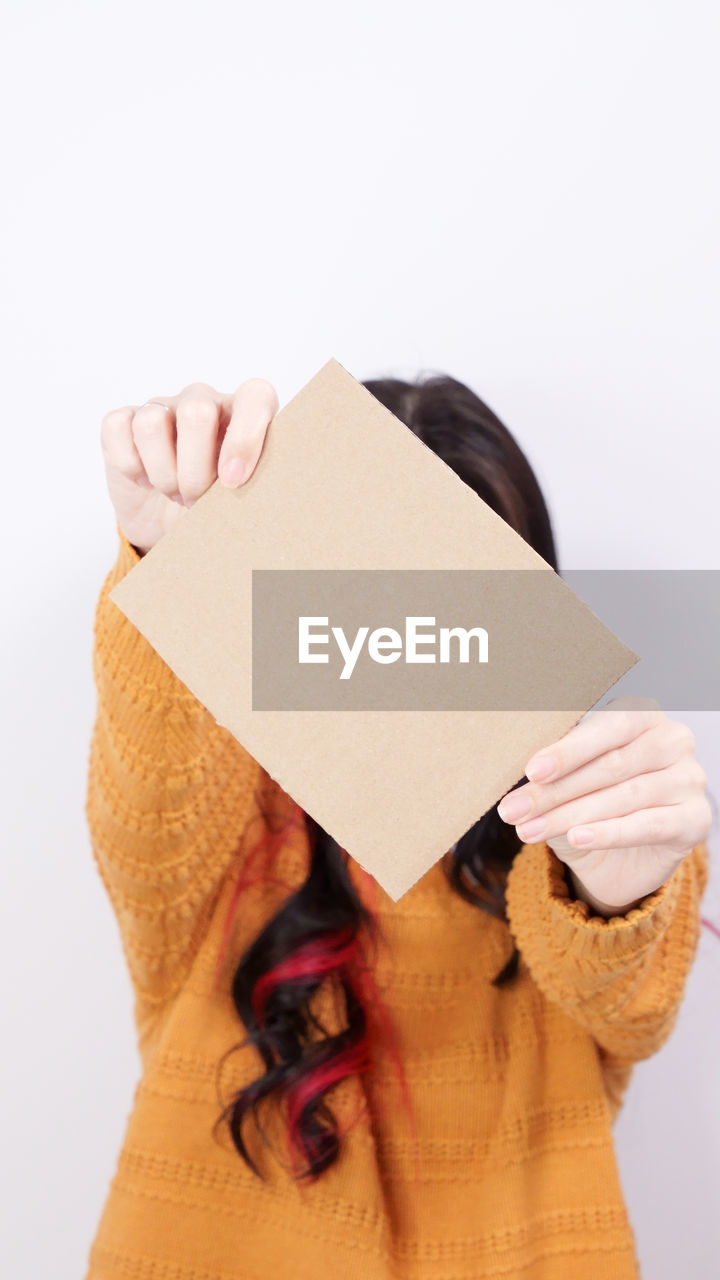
[109,357,638,901]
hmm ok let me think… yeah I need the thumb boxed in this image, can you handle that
[218,377,279,487]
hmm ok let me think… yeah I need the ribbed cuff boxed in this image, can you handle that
[506,841,684,964]
[94,522,197,709]
[115,521,144,567]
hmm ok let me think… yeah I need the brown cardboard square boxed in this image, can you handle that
[109,357,638,901]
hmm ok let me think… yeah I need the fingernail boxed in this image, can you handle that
[497,794,532,822]
[569,827,594,847]
[517,817,547,840]
[526,753,555,782]
[221,457,246,487]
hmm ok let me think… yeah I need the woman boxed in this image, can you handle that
[86,373,711,1279]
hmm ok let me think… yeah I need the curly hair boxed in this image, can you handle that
[210,372,559,1185]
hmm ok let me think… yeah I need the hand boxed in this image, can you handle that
[497,696,712,917]
[100,378,279,555]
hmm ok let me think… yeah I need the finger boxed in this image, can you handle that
[101,407,154,488]
[131,402,179,499]
[174,388,223,505]
[561,798,711,854]
[524,697,666,784]
[512,758,704,844]
[218,377,279,487]
[499,732,703,823]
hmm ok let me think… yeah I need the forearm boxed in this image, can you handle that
[505,840,709,1062]
[87,524,262,1015]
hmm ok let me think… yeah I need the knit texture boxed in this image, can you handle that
[84,524,710,1280]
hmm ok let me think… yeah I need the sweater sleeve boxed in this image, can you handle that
[85,523,263,1033]
[504,837,710,1065]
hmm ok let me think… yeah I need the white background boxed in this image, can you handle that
[2,2,719,1276]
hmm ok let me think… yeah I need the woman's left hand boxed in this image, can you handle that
[497,696,712,917]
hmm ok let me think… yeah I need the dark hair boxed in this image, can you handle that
[212,372,559,1185]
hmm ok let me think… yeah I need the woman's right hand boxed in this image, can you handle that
[100,378,279,556]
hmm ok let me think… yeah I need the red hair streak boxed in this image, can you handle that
[211,803,305,995]
[213,804,421,1189]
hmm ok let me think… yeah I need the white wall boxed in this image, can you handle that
[2,2,718,1275]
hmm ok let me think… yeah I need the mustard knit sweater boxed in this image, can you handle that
[84,525,709,1280]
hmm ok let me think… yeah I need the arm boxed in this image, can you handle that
[85,523,263,1038]
[505,837,709,1065]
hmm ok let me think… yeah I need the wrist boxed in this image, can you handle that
[565,865,643,919]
